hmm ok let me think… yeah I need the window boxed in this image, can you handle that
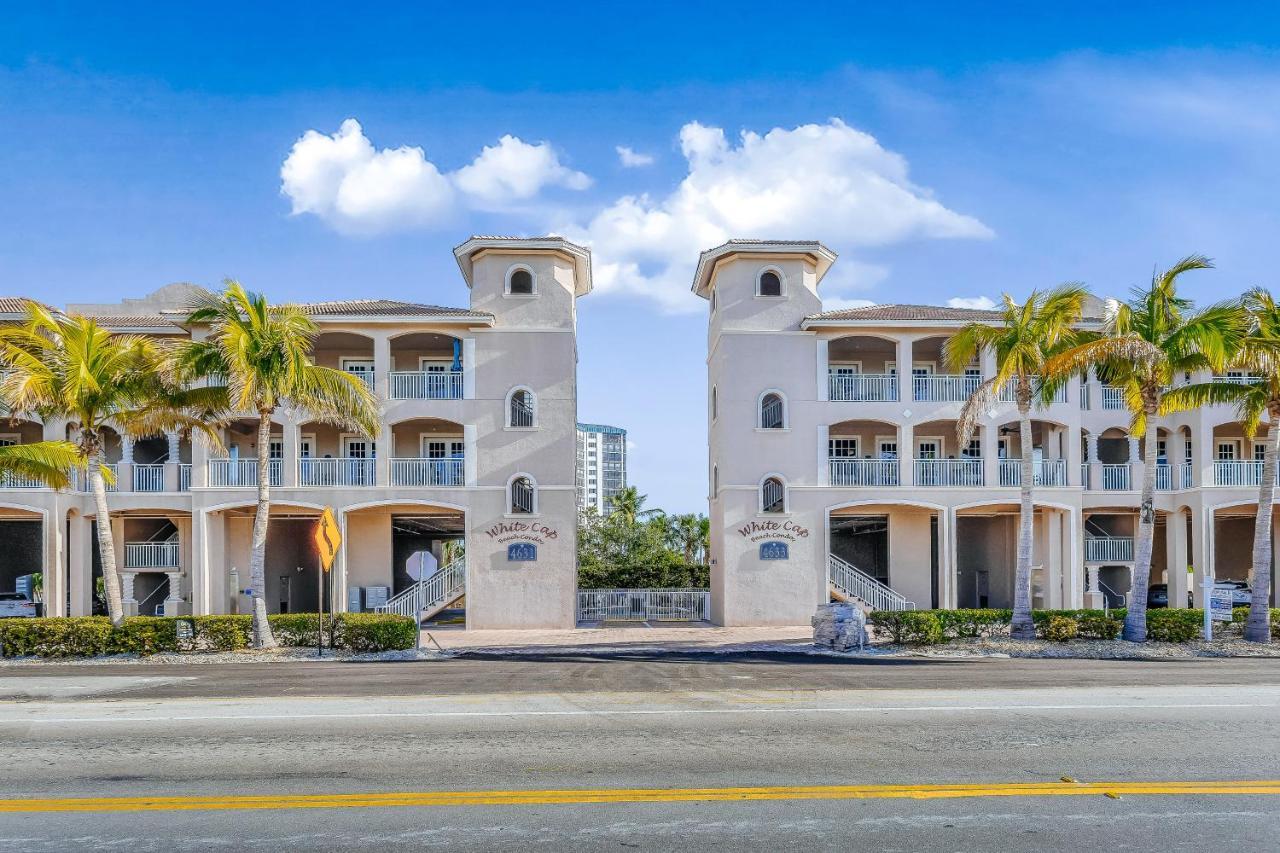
[759,392,785,429]
[508,388,536,428]
[829,438,859,458]
[711,386,717,420]
[507,266,535,295]
[962,439,982,459]
[1217,442,1238,461]
[509,475,536,514]
[761,476,785,513]
[757,268,783,297]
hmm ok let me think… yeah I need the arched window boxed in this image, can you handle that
[761,476,785,513]
[509,474,536,514]
[759,391,785,429]
[757,268,783,297]
[507,266,535,295]
[508,387,536,428]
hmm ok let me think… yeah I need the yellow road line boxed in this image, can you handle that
[1,780,1278,813]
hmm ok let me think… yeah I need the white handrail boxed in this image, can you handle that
[388,371,463,400]
[207,459,282,487]
[828,458,899,486]
[912,374,981,402]
[828,373,897,402]
[998,459,1066,487]
[576,588,710,622]
[298,457,376,487]
[1084,536,1134,563]
[828,554,914,611]
[1101,464,1131,491]
[374,559,465,618]
[132,463,166,492]
[390,458,465,487]
[124,541,181,569]
[914,458,983,487]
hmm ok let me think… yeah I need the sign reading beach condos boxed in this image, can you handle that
[5,236,589,630]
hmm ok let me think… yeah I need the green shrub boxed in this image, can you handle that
[332,613,417,652]
[869,611,944,645]
[935,609,1012,639]
[192,615,252,650]
[267,613,327,648]
[1146,609,1202,643]
[1077,611,1122,640]
[1042,615,1079,642]
[112,617,180,655]
[0,617,114,657]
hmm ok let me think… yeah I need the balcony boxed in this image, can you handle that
[78,463,119,493]
[914,458,983,487]
[998,379,1068,405]
[179,464,192,491]
[1213,460,1277,487]
[1214,374,1260,384]
[390,458,465,487]
[1180,463,1193,489]
[123,540,180,570]
[389,371,463,400]
[207,459,282,488]
[132,464,166,492]
[1100,385,1126,410]
[1100,464,1131,490]
[1085,536,1134,563]
[998,459,1067,487]
[828,373,897,402]
[0,471,46,489]
[1155,464,1171,490]
[298,457,375,487]
[828,458,899,487]
[912,374,980,403]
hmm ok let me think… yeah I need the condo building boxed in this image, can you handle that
[0,236,590,630]
[576,423,627,514]
[697,239,1280,626]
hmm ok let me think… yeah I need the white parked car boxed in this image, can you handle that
[0,592,38,618]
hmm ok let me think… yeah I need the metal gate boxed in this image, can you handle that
[576,588,710,622]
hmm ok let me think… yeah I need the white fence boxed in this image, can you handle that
[914,458,983,487]
[1101,464,1131,491]
[388,371,463,400]
[390,458,465,487]
[124,541,181,569]
[576,588,710,622]
[1213,460,1276,487]
[1100,385,1126,410]
[998,459,1067,487]
[1085,537,1134,563]
[829,458,899,487]
[298,457,375,487]
[828,555,913,611]
[207,459,282,487]
[132,464,166,492]
[913,374,980,402]
[828,373,897,402]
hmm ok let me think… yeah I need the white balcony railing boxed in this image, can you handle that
[1212,460,1276,487]
[1214,374,1260,384]
[78,464,119,493]
[390,458,465,487]
[0,471,46,489]
[1100,385,1126,410]
[298,457,375,487]
[179,464,192,491]
[388,371,463,400]
[1180,463,1193,489]
[828,373,897,402]
[345,370,375,389]
[207,459,282,488]
[123,541,180,569]
[998,378,1068,405]
[912,374,981,403]
[1085,536,1134,563]
[998,459,1067,487]
[914,458,984,487]
[1101,463,1131,491]
[132,464,166,492]
[828,458,899,487]
[1155,464,1171,490]
[1080,463,1090,489]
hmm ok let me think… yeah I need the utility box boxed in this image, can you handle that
[347,586,363,613]
[364,586,389,610]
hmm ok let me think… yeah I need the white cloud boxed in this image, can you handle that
[454,135,591,205]
[281,121,590,233]
[565,119,992,313]
[946,296,996,310]
[616,145,655,167]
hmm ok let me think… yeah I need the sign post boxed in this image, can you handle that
[312,507,342,658]
[1201,577,1234,641]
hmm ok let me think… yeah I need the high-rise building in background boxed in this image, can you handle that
[577,423,627,514]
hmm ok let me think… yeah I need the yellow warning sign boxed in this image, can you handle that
[313,507,341,572]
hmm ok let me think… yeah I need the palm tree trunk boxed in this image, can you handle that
[249,413,277,649]
[1011,402,1036,640]
[1245,415,1278,643]
[1124,414,1160,642]
[87,443,124,625]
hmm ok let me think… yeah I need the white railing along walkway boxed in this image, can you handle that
[998,459,1067,487]
[132,464,166,492]
[1085,536,1134,563]
[828,373,897,402]
[1101,464,1131,491]
[828,458,899,487]
[374,559,466,619]
[828,554,914,612]
[998,378,1068,404]
[1213,460,1278,487]
[914,458,983,487]
[207,459,282,487]
[298,457,375,487]
[390,458,465,487]
[913,374,980,402]
[388,371,463,400]
[576,588,711,622]
[124,540,181,569]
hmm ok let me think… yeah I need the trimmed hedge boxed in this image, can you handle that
[0,613,417,658]
[1043,615,1079,642]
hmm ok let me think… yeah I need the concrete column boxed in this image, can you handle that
[191,509,209,615]
[1065,509,1083,608]
[1190,505,1211,607]
[191,430,210,488]
[164,571,185,616]
[376,421,393,486]
[898,421,914,487]
[281,420,299,487]
[1086,368,1102,412]
[120,436,134,464]
[1194,420,1214,487]
[121,572,138,617]
[818,424,830,486]
[815,338,829,402]
[1273,512,1280,607]
[942,507,958,608]
[42,507,66,617]
[1167,508,1189,609]
[373,333,392,400]
[980,422,999,487]
[980,346,997,382]
[1045,510,1063,609]
[1084,565,1103,609]
[1066,426,1083,487]
[68,514,93,616]
[464,423,479,487]
[462,337,477,400]
[895,337,913,401]
[1086,433,1099,463]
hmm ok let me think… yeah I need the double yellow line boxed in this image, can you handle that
[1,780,1278,813]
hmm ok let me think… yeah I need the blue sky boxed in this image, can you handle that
[3,2,1280,512]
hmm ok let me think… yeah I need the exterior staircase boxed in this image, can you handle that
[373,559,465,622]
[828,555,914,612]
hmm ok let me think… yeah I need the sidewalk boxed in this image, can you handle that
[420,624,812,652]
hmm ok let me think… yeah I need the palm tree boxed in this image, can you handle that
[1161,287,1280,643]
[1044,257,1245,641]
[173,281,379,648]
[607,486,655,527]
[669,513,710,564]
[0,303,220,624]
[944,285,1089,639]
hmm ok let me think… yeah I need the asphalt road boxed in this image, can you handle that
[0,654,1278,851]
